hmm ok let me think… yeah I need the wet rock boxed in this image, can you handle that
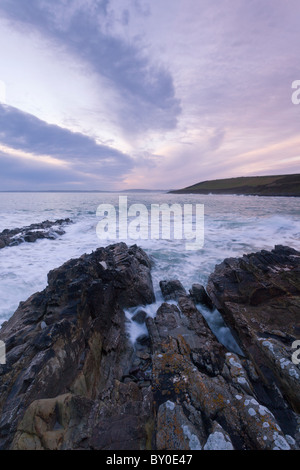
[159,280,186,300]
[136,334,150,346]
[148,308,296,449]
[148,252,300,450]
[0,243,155,450]
[132,310,147,324]
[207,245,300,413]
[0,218,73,249]
[0,243,299,450]
[189,284,213,310]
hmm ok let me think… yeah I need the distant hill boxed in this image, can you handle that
[169,174,300,197]
[120,189,166,193]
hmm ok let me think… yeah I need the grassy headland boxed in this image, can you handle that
[169,174,300,196]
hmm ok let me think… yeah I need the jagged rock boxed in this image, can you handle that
[224,352,253,395]
[0,218,73,248]
[156,401,202,450]
[0,243,155,450]
[189,284,213,310]
[148,305,297,449]
[0,243,299,450]
[136,334,151,347]
[159,280,186,300]
[203,422,234,450]
[177,296,226,375]
[132,310,147,324]
[207,245,300,413]
[149,265,299,450]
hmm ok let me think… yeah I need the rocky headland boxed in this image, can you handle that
[0,218,73,249]
[0,243,299,450]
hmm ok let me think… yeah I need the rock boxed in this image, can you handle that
[0,243,299,450]
[177,296,226,375]
[159,280,186,301]
[0,218,73,249]
[136,334,150,346]
[224,352,253,395]
[132,310,147,324]
[148,306,296,449]
[189,284,213,310]
[156,401,202,450]
[148,250,300,450]
[203,422,234,450]
[207,245,300,413]
[0,242,155,450]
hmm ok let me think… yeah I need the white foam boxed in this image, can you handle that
[1,192,299,329]
[197,304,244,356]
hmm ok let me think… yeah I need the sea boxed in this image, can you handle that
[0,191,299,354]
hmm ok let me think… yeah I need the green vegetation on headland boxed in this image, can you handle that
[169,174,300,196]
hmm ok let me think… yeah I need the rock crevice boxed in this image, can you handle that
[0,243,299,450]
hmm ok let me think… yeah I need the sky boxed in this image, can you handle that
[0,0,299,191]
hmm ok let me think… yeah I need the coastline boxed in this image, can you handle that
[169,191,300,197]
[0,242,299,450]
[169,174,300,197]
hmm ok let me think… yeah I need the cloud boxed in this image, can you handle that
[0,0,181,135]
[1,0,300,190]
[133,0,151,17]
[0,146,129,190]
[0,151,77,187]
[0,104,131,162]
[0,104,134,188]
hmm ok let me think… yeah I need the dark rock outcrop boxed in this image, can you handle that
[207,245,300,415]
[0,243,299,450]
[147,287,299,450]
[189,284,213,310]
[159,280,186,301]
[132,310,147,324]
[0,243,155,450]
[0,218,73,249]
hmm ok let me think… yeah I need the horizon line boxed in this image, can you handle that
[0,189,170,193]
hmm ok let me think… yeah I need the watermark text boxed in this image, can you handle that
[291,80,300,104]
[0,340,6,365]
[96,197,204,251]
